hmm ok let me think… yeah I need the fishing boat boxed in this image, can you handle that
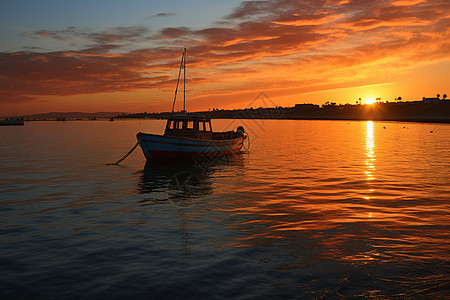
[0,117,24,126]
[136,48,247,160]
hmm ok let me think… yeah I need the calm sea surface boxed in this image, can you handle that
[0,119,449,299]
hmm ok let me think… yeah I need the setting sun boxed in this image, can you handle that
[365,98,376,105]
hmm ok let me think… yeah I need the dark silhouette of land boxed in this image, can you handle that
[120,100,450,123]
[15,100,449,123]
[22,112,123,121]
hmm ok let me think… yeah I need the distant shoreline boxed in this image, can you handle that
[16,101,450,124]
[119,100,450,124]
[20,116,450,124]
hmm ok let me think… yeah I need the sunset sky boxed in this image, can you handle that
[1,0,449,116]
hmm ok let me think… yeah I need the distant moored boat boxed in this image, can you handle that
[0,117,24,126]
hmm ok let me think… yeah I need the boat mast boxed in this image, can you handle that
[171,48,186,116]
[183,48,186,113]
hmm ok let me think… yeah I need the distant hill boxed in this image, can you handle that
[26,112,124,120]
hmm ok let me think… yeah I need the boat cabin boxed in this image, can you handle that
[164,116,213,140]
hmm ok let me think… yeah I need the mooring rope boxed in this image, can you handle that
[106,136,142,165]
[243,132,250,151]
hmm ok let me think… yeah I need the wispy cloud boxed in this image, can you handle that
[145,12,176,20]
[156,12,175,17]
[21,26,152,51]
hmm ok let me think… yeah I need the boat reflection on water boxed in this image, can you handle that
[137,153,245,208]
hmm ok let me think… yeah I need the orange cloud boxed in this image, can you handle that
[391,0,426,6]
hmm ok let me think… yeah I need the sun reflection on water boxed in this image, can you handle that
[365,121,376,182]
[364,121,376,220]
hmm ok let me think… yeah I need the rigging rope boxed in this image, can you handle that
[171,48,186,116]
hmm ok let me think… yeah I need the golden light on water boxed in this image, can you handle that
[365,121,376,182]
[364,120,376,215]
